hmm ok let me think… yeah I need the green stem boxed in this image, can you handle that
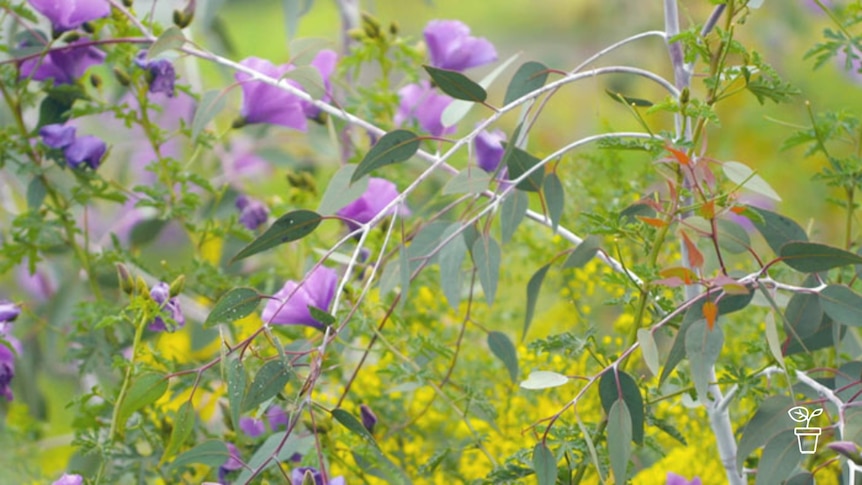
[846,186,854,251]
[108,312,148,441]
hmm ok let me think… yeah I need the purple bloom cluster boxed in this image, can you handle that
[134,52,177,97]
[235,50,337,130]
[0,301,21,401]
[261,266,338,328]
[396,20,496,136]
[19,40,105,85]
[148,282,185,332]
[336,177,410,231]
[290,467,345,485]
[235,195,269,231]
[28,0,110,33]
[218,443,244,484]
[40,123,107,170]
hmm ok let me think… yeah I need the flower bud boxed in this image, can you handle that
[122,0,134,6]
[361,13,381,39]
[113,67,132,86]
[90,73,102,89]
[168,275,185,297]
[136,276,150,297]
[389,21,399,36]
[116,263,135,295]
[82,22,95,34]
[301,470,316,485]
[347,28,365,41]
[62,31,81,43]
[360,404,377,433]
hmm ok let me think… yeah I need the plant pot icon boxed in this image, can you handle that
[794,427,821,454]
[788,406,823,454]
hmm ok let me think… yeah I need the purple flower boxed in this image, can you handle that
[0,340,17,401]
[394,81,455,137]
[828,441,862,464]
[17,262,58,302]
[64,134,106,169]
[336,178,410,231]
[301,50,338,119]
[28,0,110,32]
[239,417,266,437]
[51,474,83,485]
[666,472,702,485]
[218,443,244,484]
[475,129,506,173]
[235,57,307,130]
[235,195,269,230]
[290,467,345,485]
[267,406,290,431]
[19,40,106,85]
[0,301,20,323]
[39,124,76,149]
[424,20,497,72]
[261,266,338,328]
[135,52,176,97]
[360,404,377,433]
[148,282,185,332]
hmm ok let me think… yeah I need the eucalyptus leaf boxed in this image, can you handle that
[520,371,568,390]
[472,235,501,305]
[607,399,632,484]
[488,331,519,383]
[532,443,557,485]
[231,210,322,262]
[504,61,549,105]
[543,173,564,232]
[780,242,862,273]
[169,440,230,471]
[723,161,782,201]
[423,66,487,102]
[523,264,551,340]
[351,130,421,182]
[501,190,528,244]
[205,287,262,327]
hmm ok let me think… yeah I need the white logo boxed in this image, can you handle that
[788,406,823,454]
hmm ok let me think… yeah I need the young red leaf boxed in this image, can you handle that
[680,230,704,269]
[638,216,667,228]
[666,145,691,166]
[703,300,718,331]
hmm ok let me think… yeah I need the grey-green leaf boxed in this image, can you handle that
[684,319,724,402]
[351,130,421,182]
[501,190,528,244]
[423,66,487,103]
[607,399,632,485]
[487,331,518,383]
[563,236,601,269]
[637,329,660,377]
[755,429,801,485]
[438,225,466,309]
[523,264,551,340]
[750,207,807,255]
[505,61,549,105]
[504,146,544,192]
[318,165,369,215]
[598,370,644,444]
[781,241,862,273]
[117,373,169,430]
[147,26,185,60]
[532,443,557,485]
[472,236,501,306]
[736,395,794,471]
[192,90,227,140]
[819,285,862,327]
[543,173,564,232]
[169,440,230,471]
[243,359,292,412]
[162,401,195,462]
[231,210,322,262]
[205,287,262,327]
[226,356,247,430]
[442,169,490,195]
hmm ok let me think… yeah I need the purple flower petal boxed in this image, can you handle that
[39,124,76,149]
[0,301,20,323]
[235,195,269,230]
[360,404,377,433]
[394,81,455,137]
[302,49,338,119]
[261,266,338,328]
[236,57,308,130]
[666,472,702,485]
[267,406,290,431]
[148,282,184,332]
[336,178,410,231]
[51,474,84,485]
[28,0,110,32]
[63,134,106,169]
[19,40,106,85]
[135,52,176,97]
[475,129,506,173]
[239,417,266,437]
[424,20,497,71]
[0,341,16,401]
